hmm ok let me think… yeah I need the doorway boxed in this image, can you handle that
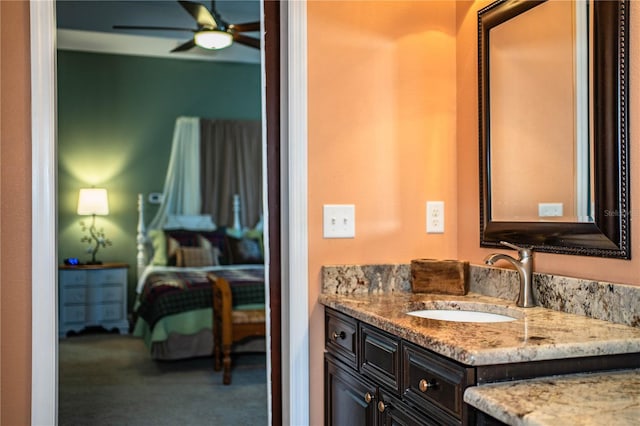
[58,1,280,422]
[31,1,309,424]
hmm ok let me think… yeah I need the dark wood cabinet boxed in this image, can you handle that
[325,308,469,425]
[324,306,640,425]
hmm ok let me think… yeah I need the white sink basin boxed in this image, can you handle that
[407,309,517,323]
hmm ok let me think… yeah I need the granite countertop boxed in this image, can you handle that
[318,292,640,365]
[464,369,640,425]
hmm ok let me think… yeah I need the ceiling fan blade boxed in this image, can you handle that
[178,0,218,29]
[171,39,197,52]
[113,25,195,32]
[232,33,260,49]
[229,21,260,33]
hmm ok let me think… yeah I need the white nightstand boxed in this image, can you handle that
[58,263,129,338]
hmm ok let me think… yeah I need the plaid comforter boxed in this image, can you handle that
[136,267,265,329]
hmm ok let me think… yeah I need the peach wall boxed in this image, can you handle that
[0,1,32,424]
[308,1,458,424]
[457,1,640,287]
[310,0,640,424]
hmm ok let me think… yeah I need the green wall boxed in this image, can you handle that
[57,51,261,309]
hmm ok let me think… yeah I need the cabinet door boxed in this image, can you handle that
[326,356,378,426]
[360,324,401,394]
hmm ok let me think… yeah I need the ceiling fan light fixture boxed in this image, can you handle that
[194,30,233,50]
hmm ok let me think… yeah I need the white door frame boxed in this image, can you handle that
[30,1,58,424]
[29,1,310,424]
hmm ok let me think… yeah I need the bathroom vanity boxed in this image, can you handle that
[320,283,640,425]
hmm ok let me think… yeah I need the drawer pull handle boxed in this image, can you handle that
[332,330,346,340]
[419,378,436,392]
[364,392,374,404]
[377,401,386,413]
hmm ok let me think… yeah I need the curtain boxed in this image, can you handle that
[148,116,201,230]
[200,119,262,230]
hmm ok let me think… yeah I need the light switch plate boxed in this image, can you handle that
[323,204,355,238]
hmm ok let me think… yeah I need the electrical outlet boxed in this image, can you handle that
[538,202,563,217]
[426,201,445,233]
[323,204,355,238]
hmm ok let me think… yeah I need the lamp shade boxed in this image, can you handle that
[77,188,109,215]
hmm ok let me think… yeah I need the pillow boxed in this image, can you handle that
[197,234,221,266]
[198,228,232,265]
[163,230,201,266]
[166,237,181,266]
[176,247,215,267]
[227,235,264,264]
[148,231,188,266]
[164,229,201,247]
[148,229,168,266]
[243,228,264,256]
[164,214,216,231]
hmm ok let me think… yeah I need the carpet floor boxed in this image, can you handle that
[58,332,268,426]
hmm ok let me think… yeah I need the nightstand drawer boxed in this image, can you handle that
[60,270,88,286]
[61,306,87,323]
[93,269,127,285]
[98,303,125,321]
[88,285,123,304]
[63,287,87,304]
[86,303,124,323]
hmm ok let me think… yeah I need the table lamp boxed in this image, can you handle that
[77,188,112,264]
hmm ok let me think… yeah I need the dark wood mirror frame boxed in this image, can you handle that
[478,0,630,258]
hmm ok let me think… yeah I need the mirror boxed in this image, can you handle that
[479,0,630,258]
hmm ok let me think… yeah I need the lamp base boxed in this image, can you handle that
[85,261,103,265]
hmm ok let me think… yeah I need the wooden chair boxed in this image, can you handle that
[208,273,266,385]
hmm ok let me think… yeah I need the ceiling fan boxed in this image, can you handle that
[113,0,260,52]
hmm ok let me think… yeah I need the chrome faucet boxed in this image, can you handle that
[484,241,535,308]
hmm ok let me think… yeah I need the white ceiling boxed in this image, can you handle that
[56,1,261,63]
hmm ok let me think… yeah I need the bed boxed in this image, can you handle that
[133,200,266,360]
[132,117,266,360]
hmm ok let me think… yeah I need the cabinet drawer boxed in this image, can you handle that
[325,308,359,369]
[360,324,401,394]
[97,303,125,322]
[61,305,86,323]
[378,388,450,426]
[62,287,87,304]
[101,285,124,303]
[402,342,474,420]
[59,270,88,286]
[88,285,123,304]
[91,268,127,285]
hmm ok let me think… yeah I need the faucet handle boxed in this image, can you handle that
[499,241,533,258]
